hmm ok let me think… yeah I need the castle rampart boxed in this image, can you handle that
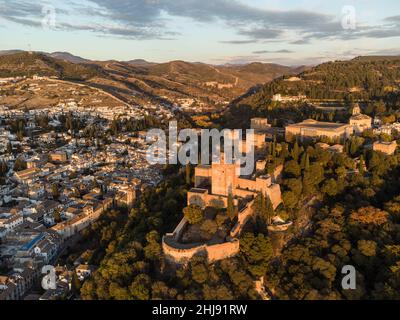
[162,231,240,264]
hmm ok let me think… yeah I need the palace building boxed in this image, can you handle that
[285,104,372,141]
[285,119,354,142]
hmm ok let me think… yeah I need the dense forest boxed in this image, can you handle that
[266,137,400,299]
[248,56,400,103]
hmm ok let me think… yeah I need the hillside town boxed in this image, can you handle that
[0,87,174,299]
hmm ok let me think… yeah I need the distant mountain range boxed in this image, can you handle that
[2,49,398,118]
[0,50,308,108]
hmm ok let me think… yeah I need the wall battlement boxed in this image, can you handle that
[162,233,240,264]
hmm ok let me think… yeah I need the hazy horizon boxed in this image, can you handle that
[3,48,400,68]
[0,0,400,66]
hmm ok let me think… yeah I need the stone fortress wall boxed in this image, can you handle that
[162,217,240,264]
[162,234,240,264]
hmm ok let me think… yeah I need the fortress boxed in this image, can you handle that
[163,119,283,265]
[189,153,282,210]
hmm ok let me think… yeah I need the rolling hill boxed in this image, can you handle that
[234,55,400,108]
[89,59,307,108]
[47,52,91,64]
[0,51,307,111]
[0,52,102,80]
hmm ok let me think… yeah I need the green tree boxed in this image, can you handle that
[374,100,386,115]
[191,260,208,284]
[283,191,298,210]
[0,161,8,177]
[130,274,151,300]
[291,142,301,162]
[200,220,218,241]
[71,272,82,295]
[321,179,339,197]
[358,155,366,175]
[284,160,301,178]
[183,204,204,225]
[6,142,12,154]
[54,209,62,223]
[240,233,274,277]
[227,192,237,220]
[13,157,27,171]
[300,152,310,170]
[52,183,60,199]
[253,193,275,226]
[285,178,303,196]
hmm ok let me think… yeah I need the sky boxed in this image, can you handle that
[0,0,399,66]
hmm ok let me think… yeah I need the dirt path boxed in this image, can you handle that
[209,65,239,86]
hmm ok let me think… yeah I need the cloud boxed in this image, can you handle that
[57,21,178,40]
[6,16,43,28]
[0,1,43,17]
[291,39,310,45]
[384,15,400,23]
[88,0,329,26]
[253,49,294,54]
[357,27,400,39]
[86,0,400,43]
[219,40,258,45]
[369,48,400,56]
[237,27,282,40]
[0,0,170,40]
[87,0,331,40]
[1,0,400,44]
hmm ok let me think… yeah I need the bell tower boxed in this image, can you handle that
[352,103,361,116]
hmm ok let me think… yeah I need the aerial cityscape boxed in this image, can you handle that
[1,0,400,308]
